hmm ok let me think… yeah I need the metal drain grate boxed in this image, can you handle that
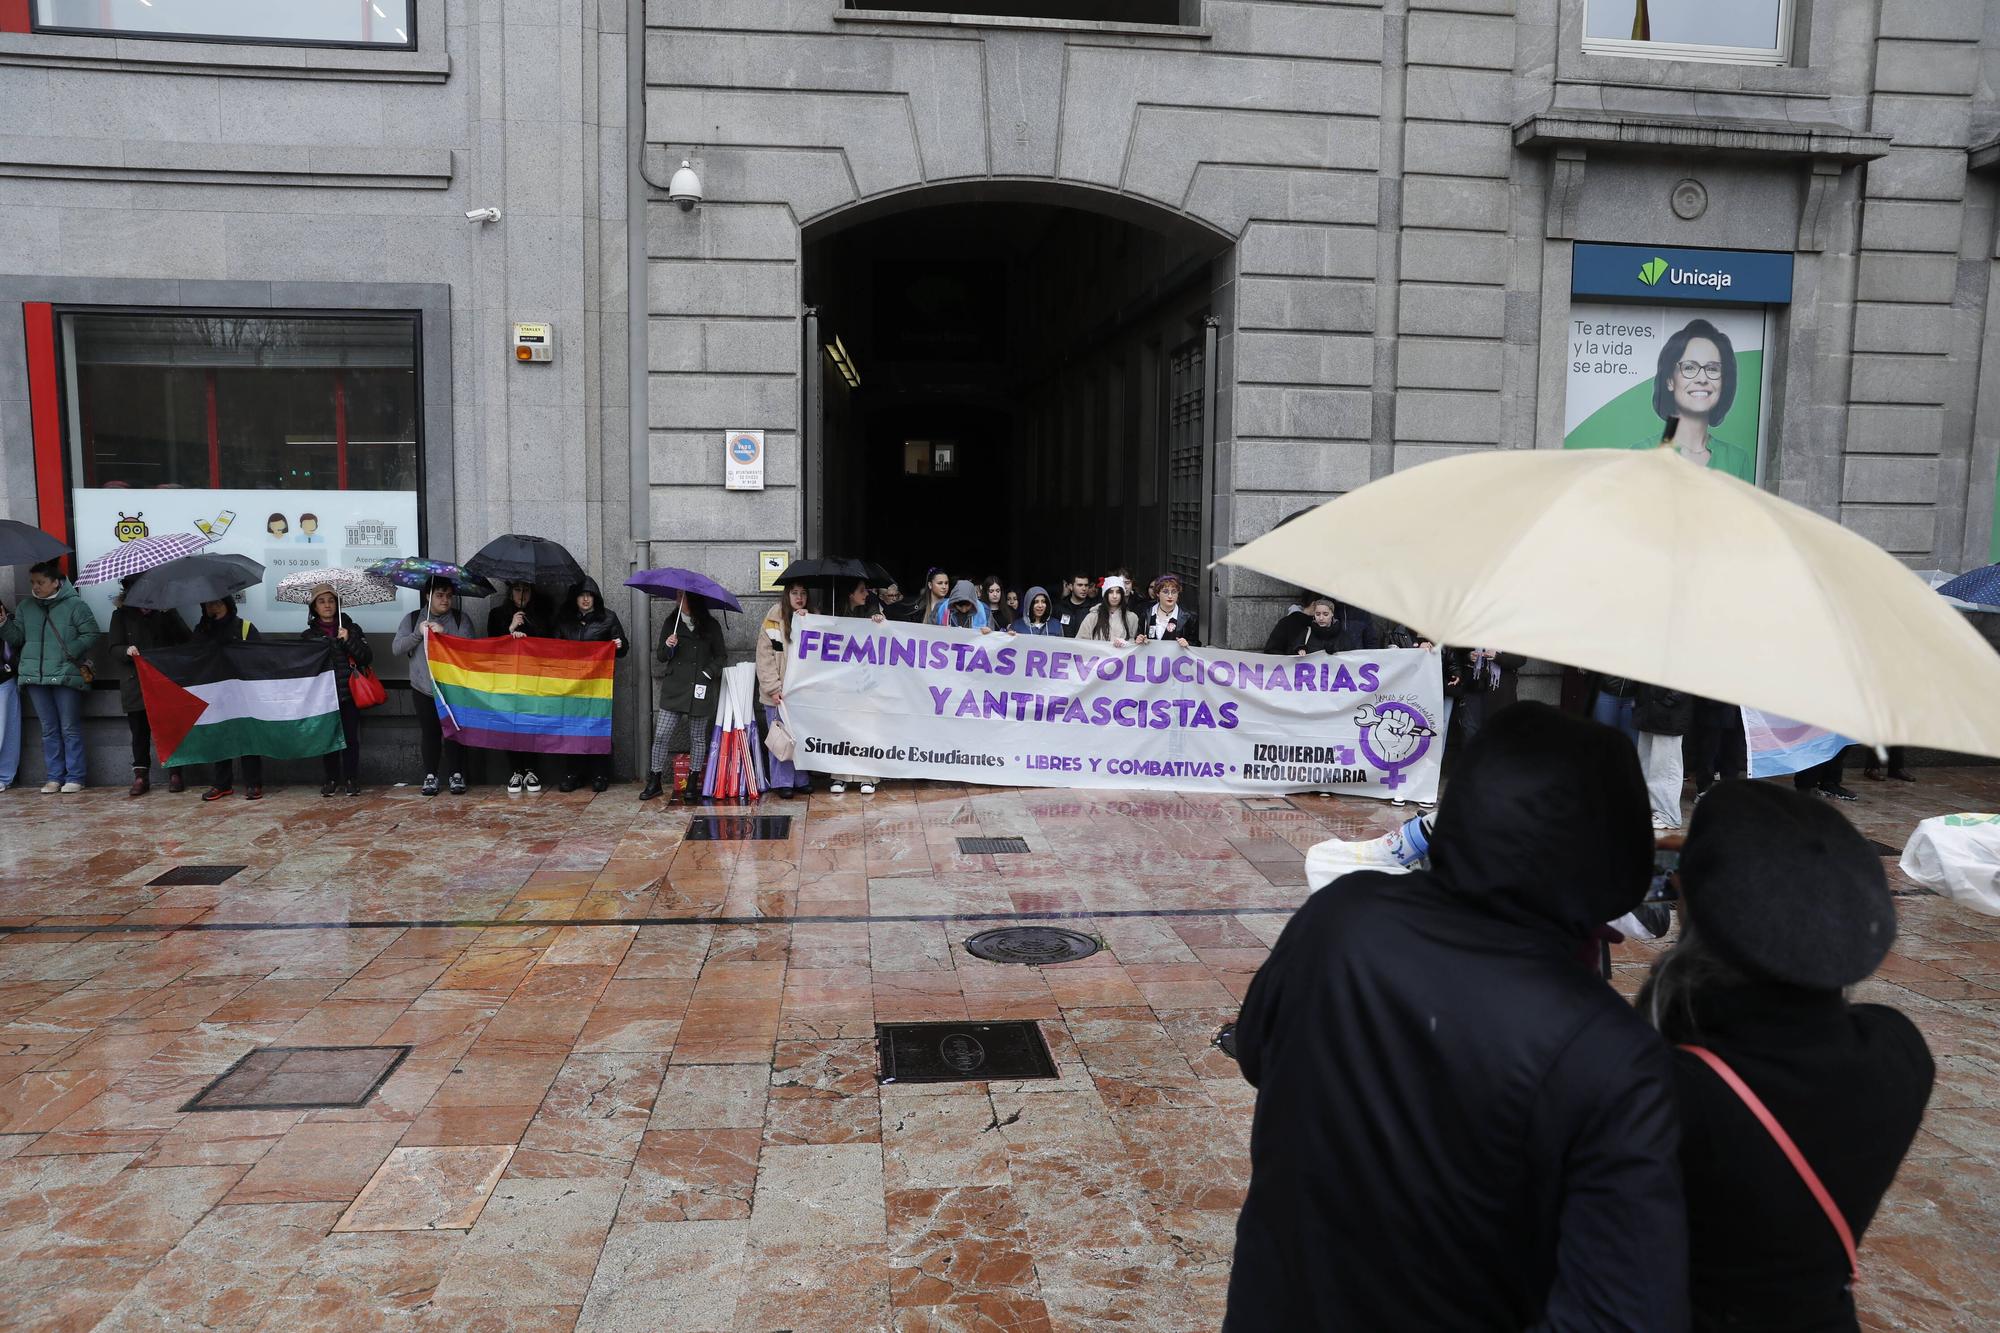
[963,926,1100,965]
[147,864,246,887]
[182,1045,412,1112]
[877,1020,1058,1084]
[957,836,1030,855]
[687,815,793,841]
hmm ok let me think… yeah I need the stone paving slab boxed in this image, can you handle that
[0,772,1996,1330]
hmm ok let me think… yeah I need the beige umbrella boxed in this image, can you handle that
[1220,445,2000,757]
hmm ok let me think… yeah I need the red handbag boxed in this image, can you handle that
[349,666,387,710]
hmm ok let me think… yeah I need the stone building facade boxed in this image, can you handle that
[0,0,1994,779]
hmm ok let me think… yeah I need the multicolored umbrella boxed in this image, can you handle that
[274,566,399,607]
[463,534,585,590]
[76,532,211,585]
[0,520,69,567]
[364,556,493,596]
[1933,565,2000,613]
[123,554,264,611]
[624,567,742,613]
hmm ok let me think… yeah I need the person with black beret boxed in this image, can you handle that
[1638,781,1934,1333]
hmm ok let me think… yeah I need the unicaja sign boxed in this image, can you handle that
[1638,255,1732,290]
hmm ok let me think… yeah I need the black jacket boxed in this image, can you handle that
[300,613,372,707]
[1635,684,1695,736]
[1266,610,1374,656]
[195,609,261,645]
[1662,987,1932,1333]
[486,594,551,639]
[1139,601,1199,647]
[1053,594,1097,638]
[107,605,191,712]
[1227,703,1686,1332]
[555,578,629,654]
[653,609,726,719]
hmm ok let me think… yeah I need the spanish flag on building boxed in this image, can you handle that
[426,632,616,755]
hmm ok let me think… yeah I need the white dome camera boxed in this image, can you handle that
[668,160,703,213]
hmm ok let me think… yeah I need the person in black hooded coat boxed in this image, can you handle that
[554,576,628,792]
[1226,701,1687,1332]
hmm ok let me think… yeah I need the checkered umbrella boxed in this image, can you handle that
[76,532,211,585]
[274,565,399,607]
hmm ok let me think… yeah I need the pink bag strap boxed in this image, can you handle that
[1679,1044,1858,1282]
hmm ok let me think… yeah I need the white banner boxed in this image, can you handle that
[780,615,1444,800]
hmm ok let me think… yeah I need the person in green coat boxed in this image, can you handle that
[641,591,726,804]
[0,561,103,792]
[107,577,191,797]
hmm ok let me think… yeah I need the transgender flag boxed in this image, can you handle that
[1742,706,1853,778]
[427,632,616,755]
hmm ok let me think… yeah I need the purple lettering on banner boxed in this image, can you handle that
[796,629,820,658]
[928,685,953,715]
[1331,664,1355,691]
[1358,662,1380,692]
[1097,657,1122,681]
[1024,649,1048,678]
[820,632,846,661]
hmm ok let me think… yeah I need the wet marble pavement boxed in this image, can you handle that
[0,771,1997,1331]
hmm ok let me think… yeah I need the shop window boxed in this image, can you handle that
[33,0,414,48]
[1583,0,1791,66]
[59,310,424,634]
[844,1,1195,25]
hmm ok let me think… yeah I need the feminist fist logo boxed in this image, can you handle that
[1354,701,1437,790]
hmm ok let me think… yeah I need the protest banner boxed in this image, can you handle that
[779,615,1444,800]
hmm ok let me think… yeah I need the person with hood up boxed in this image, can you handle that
[0,609,17,793]
[755,581,814,797]
[487,580,551,795]
[555,575,628,792]
[302,583,373,797]
[1075,575,1139,645]
[931,579,993,632]
[394,575,476,797]
[643,590,726,803]
[108,576,191,796]
[1140,573,1199,647]
[0,561,103,792]
[1638,781,1933,1333]
[1011,587,1060,637]
[1226,701,1686,1331]
[194,596,266,800]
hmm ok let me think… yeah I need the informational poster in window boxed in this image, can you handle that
[1561,303,1768,484]
[70,488,424,638]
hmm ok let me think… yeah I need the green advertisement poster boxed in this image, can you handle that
[1562,303,1767,483]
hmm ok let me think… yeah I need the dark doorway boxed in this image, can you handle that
[803,196,1227,608]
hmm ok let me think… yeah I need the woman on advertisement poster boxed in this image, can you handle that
[1653,318,1752,481]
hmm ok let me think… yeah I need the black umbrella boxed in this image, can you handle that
[0,519,69,567]
[123,554,264,610]
[777,557,891,614]
[464,534,586,590]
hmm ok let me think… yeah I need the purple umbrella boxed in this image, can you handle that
[77,532,211,585]
[624,567,742,613]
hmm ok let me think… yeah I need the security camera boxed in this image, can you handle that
[668,160,703,213]
[465,206,501,224]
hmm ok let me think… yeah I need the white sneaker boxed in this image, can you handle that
[828,781,847,794]
[40,781,58,794]
[859,783,876,795]
[507,772,524,795]
[1650,813,1672,831]
[0,782,10,792]
[1304,823,1430,890]
[524,771,542,794]
[59,782,81,794]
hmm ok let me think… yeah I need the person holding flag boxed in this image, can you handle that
[302,583,373,798]
[395,575,476,797]
[191,597,265,801]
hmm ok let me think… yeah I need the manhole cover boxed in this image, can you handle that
[182,1045,412,1112]
[148,864,246,886]
[958,836,1030,855]
[1214,1023,1238,1060]
[877,1021,1057,1084]
[687,815,793,841]
[963,926,1100,965]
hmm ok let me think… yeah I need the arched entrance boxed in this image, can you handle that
[801,186,1232,604]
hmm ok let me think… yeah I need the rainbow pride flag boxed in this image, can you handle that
[427,632,616,755]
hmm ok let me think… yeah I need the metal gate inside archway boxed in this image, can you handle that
[801,194,1226,611]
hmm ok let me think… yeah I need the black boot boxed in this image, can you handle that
[639,772,663,801]
[681,772,704,804]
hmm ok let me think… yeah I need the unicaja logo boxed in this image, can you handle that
[1637,255,1732,290]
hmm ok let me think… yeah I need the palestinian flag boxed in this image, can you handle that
[427,632,615,755]
[136,640,345,767]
